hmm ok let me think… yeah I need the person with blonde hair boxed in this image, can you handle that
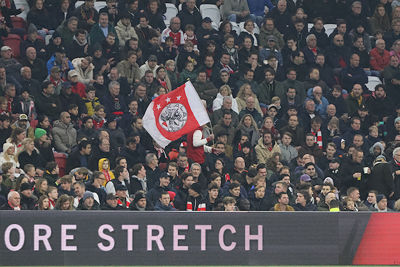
[55,194,74,210]
[18,138,45,170]
[235,114,260,146]
[213,85,239,113]
[0,142,19,169]
[235,83,262,115]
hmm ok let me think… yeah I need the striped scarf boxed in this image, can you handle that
[311,129,323,149]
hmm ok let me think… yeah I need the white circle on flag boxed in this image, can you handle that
[159,103,188,132]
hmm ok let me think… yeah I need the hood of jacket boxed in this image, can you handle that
[72,34,88,46]
[116,20,132,30]
[53,120,72,130]
[98,158,110,172]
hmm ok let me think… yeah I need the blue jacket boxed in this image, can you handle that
[46,55,74,75]
[247,0,274,17]
[306,88,329,117]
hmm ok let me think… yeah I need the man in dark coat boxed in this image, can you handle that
[146,173,171,205]
[66,140,92,173]
[120,136,146,169]
[339,149,366,196]
[19,183,37,210]
[367,156,395,198]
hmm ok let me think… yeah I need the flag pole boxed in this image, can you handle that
[208,121,215,146]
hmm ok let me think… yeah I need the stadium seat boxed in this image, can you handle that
[324,24,336,36]
[200,4,221,30]
[11,17,27,29]
[2,34,21,59]
[45,34,52,45]
[54,152,67,177]
[230,22,240,36]
[94,1,107,12]
[366,76,382,91]
[75,1,84,8]
[164,3,178,27]
[14,0,29,20]
[308,23,336,36]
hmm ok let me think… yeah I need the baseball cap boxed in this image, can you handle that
[300,174,312,182]
[202,17,212,23]
[19,114,28,121]
[68,70,78,77]
[1,46,11,51]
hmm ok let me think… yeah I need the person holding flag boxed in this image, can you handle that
[186,125,214,165]
[143,81,212,150]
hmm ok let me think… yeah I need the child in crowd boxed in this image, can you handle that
[83,85,100,116]
[92,105,106,129]
[98,158,114,186]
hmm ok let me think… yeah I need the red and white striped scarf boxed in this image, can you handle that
[311,129,323,149]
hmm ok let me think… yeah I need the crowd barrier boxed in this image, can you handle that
[0,211,399,265]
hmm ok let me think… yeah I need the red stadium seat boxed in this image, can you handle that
[54,152,67,177]
[2,34,21,58]
[11,16,26,29]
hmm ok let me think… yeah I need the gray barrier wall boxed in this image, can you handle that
[0,211,372,265]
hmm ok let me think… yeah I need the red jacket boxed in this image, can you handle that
[186,128,205,164]
[71,82,87,98]
[370,48,390,71]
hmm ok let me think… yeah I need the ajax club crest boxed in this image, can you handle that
[159,103,188,132]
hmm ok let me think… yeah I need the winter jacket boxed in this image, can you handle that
[367,161,394,197]
[369,48,390,71]
[20,193,37,210]
[259,26,284,50]
[115,20,138,48]
[177,6,202,32]
[309,27,330,50]
[89,23,118,49]
[116,60,141,84]
[341,66,368,91]
[56,21,76,48]
[107,127,126,150]
[154,201,176,211]
[257,80,285,105]
[147,185,171,206]
[212,93,239,113]
[279,143,298,164]
[35,92,62,121]
[255,138,281,164]
[51,120,77,153]
[294,202,318,211]
[18,150,45,170]
[83,97,100,117]
[178,68,198,85]
[59,90,86,114]
[221,0,250,19]
[67,35,89,60]
[101,91,127,116]
[139,61,159,78]
[250,197,270,211]
[306,88,329,117]
[247,0,273,17]
[72,58,94,85]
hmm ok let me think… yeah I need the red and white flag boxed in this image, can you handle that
[143,81,210,148]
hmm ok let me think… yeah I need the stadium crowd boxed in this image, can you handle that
[0,0,400,212]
